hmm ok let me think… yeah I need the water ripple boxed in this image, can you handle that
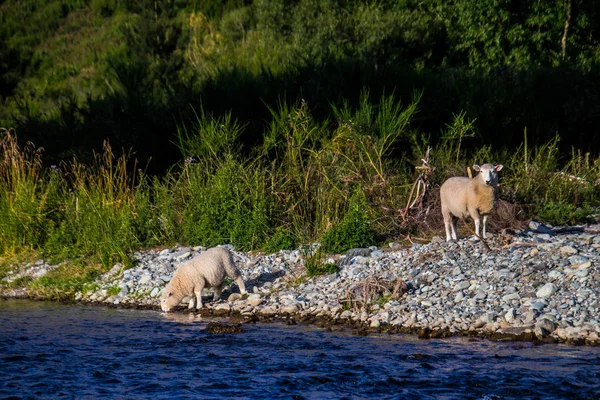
[1,299,600,399]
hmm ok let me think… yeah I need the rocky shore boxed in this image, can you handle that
[3,223,600,345]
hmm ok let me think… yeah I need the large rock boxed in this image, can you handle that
[227,293,242,302]
[536,283,557,298]
[247,293,263,306]
[212,303,231,316]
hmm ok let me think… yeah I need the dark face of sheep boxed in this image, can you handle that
[160,291,182,312]
[473,163,503,186]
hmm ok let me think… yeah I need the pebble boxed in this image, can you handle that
[536,283,557,298]
[560,246,578,255]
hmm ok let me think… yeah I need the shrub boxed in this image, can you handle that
[320,190,375,254]
[536,201,594,226]
[264,227,297,253]
[181,156,271,250]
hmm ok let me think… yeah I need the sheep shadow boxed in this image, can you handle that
[221,270,287,298]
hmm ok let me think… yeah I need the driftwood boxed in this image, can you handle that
[400,147,434,221]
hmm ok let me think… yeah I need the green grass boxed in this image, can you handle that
[303,248,339,277]
[3,94,600,299]
[1,2,600,308]
[106,285,121,297]
[28,261,104,300]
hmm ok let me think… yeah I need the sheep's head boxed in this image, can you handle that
[473,163,503,186]
[160,290,183,312]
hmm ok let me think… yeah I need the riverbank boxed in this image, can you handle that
[2,223,600,345]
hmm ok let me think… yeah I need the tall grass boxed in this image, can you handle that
[0,129,149,268]
[179,156,271,250]
[2,95,600,273]
[0,128,53,253]
[44,141,144,267]
[502,133,600,225]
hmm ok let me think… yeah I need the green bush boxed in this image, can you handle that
[536,201,594,226]
[181,156,271,250]
[320,190,375,254]
[264,227,297,253]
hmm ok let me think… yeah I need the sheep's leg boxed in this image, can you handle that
[450,216,458,241]
[444,219,453,242]
[213,284,223,301]
[442,207,454,241]
[235,276,247,294]
[482,215,488,239]
[193,282,205,310]
[474,217,482,239]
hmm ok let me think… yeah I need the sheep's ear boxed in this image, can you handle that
[495,164,503,171]
[473,165,481,172]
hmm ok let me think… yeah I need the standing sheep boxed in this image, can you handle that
[160,246,247,312]
[440,163,503,242]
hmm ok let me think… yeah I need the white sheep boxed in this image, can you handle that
[440,163,503,242]
[160,246,247,312]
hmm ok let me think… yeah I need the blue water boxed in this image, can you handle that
[1,300,599,399]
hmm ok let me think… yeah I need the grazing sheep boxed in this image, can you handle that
[440,163,503,242]
[160,246,246,312]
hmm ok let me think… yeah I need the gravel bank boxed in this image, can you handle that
[3,223,600,345]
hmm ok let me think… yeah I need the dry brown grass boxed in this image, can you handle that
[342,275,408,312]
[395,184,529,241]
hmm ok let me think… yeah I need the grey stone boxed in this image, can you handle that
[530,301,546,312]
[175,251,191,261]
[212,303,231,315]
[281,304,299,314]
[548,270,563,280]
[502,292,520,303]
[139,274,152,285]
[560,246,578,255]
[529,221,552,233]
[431,236,444,244]
[228,293,242,302]
[346,248,372,258]
[569,255,589,265]
[505,308,515,323]
[536,283,557,298]
[479,312,495,324]
[247,294,263,306]
[474,291,487,300]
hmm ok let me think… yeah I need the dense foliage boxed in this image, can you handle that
[2,1,600,281]
[1,0,600,171]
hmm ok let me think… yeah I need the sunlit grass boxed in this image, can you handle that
[2,95,600,287]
